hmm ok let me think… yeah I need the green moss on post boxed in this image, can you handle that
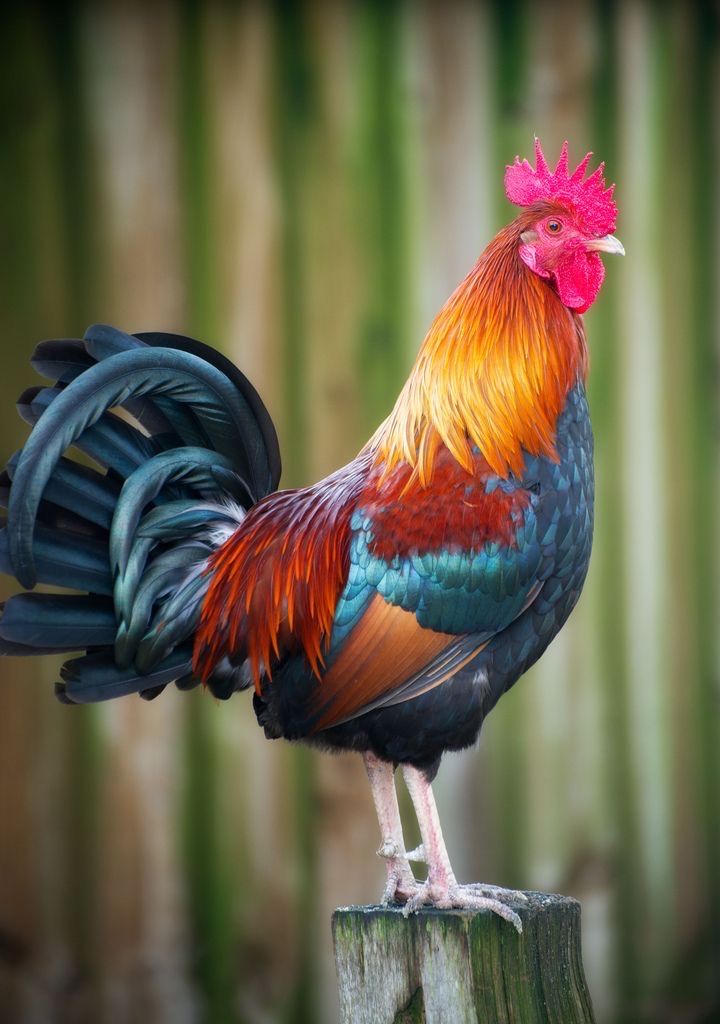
[332,894,595,1024]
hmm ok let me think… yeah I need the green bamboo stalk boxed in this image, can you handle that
[272,3,320,1021]
[687,0,720,975]
[0,5,103,1011]
[178,4,237,1021]
[43,4,104,981]
[616,0,676,1002]
[354,0,413,435]
[274,0,313,487]
[587,0,641,1013]
[659,0,710,981]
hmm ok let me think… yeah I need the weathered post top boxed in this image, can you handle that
[332,892,595,1024]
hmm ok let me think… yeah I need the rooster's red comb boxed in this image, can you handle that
[505,138,617,235]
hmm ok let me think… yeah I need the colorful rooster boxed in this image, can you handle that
[0,140,622,930]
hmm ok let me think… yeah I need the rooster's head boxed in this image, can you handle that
[505,138,623,313]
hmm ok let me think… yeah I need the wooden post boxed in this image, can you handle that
[332,893,595,1024]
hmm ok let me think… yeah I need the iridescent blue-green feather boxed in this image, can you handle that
[0,594,117,653]
[0,323,280,705]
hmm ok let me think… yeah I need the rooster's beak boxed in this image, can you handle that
[585,234,625,256]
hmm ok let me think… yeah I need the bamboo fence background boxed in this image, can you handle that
[0,2,719,1022]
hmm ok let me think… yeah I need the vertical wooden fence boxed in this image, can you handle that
[0,2,718,1022]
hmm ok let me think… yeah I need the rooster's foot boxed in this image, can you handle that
[381,866,419,906]
[376,840,419,905]
[402,880,524,932]
[464,882,528,903]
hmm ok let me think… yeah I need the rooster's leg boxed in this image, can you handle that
[401,764,525,931]
[363,752,419,905]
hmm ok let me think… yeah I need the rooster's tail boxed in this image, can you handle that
[0,324,280,703]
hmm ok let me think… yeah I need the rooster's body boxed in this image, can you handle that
[0,141,622,926]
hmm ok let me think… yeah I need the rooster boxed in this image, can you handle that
[0,140,622,931]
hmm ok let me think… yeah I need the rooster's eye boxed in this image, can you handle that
[546,220,563,234]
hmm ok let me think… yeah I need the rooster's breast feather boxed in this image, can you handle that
[309,454,545,728]
[196,444,547,734]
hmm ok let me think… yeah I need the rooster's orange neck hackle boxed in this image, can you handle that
[370,209,588,485]
[371,137,620,484]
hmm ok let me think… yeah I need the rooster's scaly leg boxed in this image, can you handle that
[363,752,419,904]
[401,764,525,931]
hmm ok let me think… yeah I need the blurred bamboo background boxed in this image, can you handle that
[0,1,719,1022]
